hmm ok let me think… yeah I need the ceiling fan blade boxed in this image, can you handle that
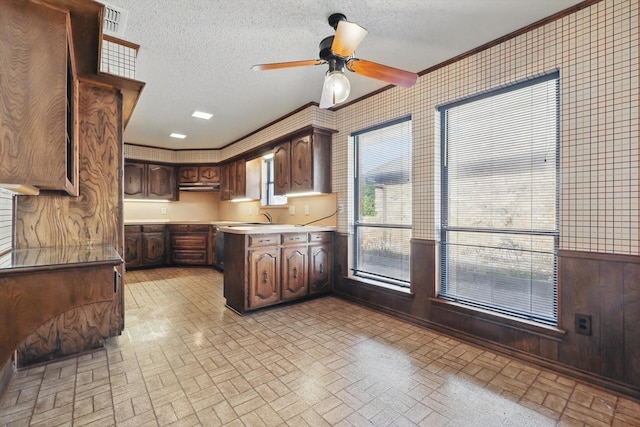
[331,20,368,58]
[251,59,325,71]
[319,75,334,109]
[346,58,417,88]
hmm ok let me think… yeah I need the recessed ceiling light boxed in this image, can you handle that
[170,133,187,139]
[192,111,213,120]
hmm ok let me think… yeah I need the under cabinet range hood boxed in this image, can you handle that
[178,182,220,192]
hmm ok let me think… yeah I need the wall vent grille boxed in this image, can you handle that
[101,2,128,38]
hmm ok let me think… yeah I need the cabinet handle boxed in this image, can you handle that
[320,263,324,275]
[293,267,297,279]
[263,270,268,284]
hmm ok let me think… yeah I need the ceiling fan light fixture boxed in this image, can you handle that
[323,70,351,105]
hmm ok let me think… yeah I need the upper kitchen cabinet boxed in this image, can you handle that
[0,0,79,195]
[220,158,260,201]
[178,165,220,184]
[124,160,176,200]
[274,129,332,195]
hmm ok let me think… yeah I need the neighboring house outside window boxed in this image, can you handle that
[353,117,412,287]
[439,73,559,325]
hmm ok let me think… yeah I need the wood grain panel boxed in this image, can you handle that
[599,261,624,381]
[623,263,640,386]
[0,0,68,189]
[0,266,115,369]
[13,81,124,365]
[558,256,601,373]
[16,83,122,249]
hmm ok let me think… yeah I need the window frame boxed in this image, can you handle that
[439,73,560,326]
[352,116,413,288]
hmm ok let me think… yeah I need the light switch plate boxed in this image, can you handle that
[289,205,295,215]
[304,204,310,215]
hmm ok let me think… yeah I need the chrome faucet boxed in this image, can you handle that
[261,212,273,223]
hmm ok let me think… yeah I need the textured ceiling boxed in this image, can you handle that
[105,0,584,150]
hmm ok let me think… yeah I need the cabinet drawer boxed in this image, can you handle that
[309,232,332,243]
[281,233,307,245]
[171,250,207,264]
[125,225,142,233]
[142,224,165,232]
[248,234,280,247]
[171,234,207,250]
[168,224,209,232]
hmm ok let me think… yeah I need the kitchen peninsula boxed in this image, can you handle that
[220,224,334,314]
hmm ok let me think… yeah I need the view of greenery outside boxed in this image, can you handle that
[361,181,377,217]
[354,119,412,285]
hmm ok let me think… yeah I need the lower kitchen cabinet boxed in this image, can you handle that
[125,225,166,269]
[168,224,209,265]
[142,226,166,266]
[248,247,280,309]
[224,230,333,314]
[124,226,142,268]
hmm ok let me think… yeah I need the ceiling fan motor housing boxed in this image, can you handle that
[328,13,347,30]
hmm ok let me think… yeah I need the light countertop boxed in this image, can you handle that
[216,224,335,234]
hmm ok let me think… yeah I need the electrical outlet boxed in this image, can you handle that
[304,204,310,215]
[338,204,344,213]
[575,313,592,336]
[289,205,296,215]
[160,207,167,215]
[248,207,253,216]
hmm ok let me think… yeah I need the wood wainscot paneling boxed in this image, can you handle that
[14,81,124,365]
[333,234,640,398]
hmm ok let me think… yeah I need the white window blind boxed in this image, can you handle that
[354,117,412,285]
[440,74,559,325]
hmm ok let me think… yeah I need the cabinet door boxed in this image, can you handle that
[273,142,290,195]
[309,243,332,294]
[248,248,280,309]
[235,159,246,198]
[147,164,176,200]
[291,135,313,192]
[220,163,230,201]
[281,246,308,301]
[228,161,237,199]
[124,232,142,268]
[178,166,198,184]
[0,2,76,194]
[124,162,145,198]
[199,165,220,183]
[142,232,165,266]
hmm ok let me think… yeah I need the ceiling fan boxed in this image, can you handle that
[251,13,418,109]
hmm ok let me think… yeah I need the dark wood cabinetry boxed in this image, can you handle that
[124,226,142,268]
[125,225,166,268]
[141,226,165,266]
[178,165,220,184]
[224,230,333,313]
[273,142,291,195]
[273,130,332,195]
[147,165,176,199]
[124,163,145,198]
[220,158,260,201]
[168,224,209,265]
[281,246,308,301]
[0,0,78,195]
[248,247,280,309]
[309,243,332,294]
[124,161,176,200]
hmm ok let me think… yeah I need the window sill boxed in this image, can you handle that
[430,298,566,341]
[347,275,415,298]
